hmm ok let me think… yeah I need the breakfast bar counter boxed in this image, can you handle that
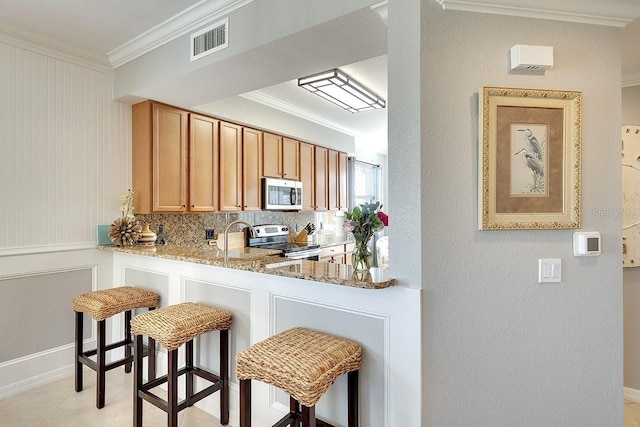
[97,244,395,289]
[99,243,416,426]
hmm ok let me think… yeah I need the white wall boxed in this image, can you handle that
[0,32,128,395]
[0,33,131,253]
[418,3,623,425]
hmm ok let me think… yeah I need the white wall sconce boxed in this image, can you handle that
[298,69,386,113]
[510,44,553,71]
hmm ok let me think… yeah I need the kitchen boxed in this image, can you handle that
[0,0,635,426]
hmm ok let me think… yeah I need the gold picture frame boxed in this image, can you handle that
[478,87,582,230]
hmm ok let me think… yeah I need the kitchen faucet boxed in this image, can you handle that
[223,219,256,264]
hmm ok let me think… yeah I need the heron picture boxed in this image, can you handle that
[511,124,547,195]
[478,86,581,230]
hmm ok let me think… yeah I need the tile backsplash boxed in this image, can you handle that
[134,211,339,248]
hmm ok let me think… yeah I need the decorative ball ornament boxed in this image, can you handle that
[109,217,142,246]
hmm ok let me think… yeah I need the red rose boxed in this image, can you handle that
[377,211,389,227]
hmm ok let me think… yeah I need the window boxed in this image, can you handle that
[349,158,381,208]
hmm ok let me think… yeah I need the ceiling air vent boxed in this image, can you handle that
[190,18,228,61]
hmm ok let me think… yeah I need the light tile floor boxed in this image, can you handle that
[626,400,640,427]
[0,367,224,427]
[4,369,640,426]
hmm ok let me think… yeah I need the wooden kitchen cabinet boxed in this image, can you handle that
[242,127,262,211]
[263,133,300,180]
[338,151,348,210]
[189,114,219,211]
[328,149,348,211]
[262,132,282,178]
[320,243,354,264]
[132,101,189,213]
[299,142,315,211]
[344,242,355,265]
[219,121,243,211]
[282,137,300,180]
[314,146,329,211]
[328,149,339,210]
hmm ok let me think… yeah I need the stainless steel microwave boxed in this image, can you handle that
[262,178,302,210]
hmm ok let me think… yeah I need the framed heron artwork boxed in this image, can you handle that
[478,87,582,230]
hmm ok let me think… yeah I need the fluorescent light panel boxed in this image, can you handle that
[298,69,385,113]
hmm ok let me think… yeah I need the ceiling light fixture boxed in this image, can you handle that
[298,69,386,113]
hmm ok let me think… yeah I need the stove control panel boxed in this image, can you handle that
[253,224,289,237]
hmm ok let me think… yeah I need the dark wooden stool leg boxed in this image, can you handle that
[124,310,132,373]
[168,349,179,427]
[291,397,301,427]
[220,329,229,425]
[301,405,316,427]
[239,379,251,427]
[147,336,156,381]
[147,307,156,381]
[74,311,83,392]
[347,370,359,427]
[186,339,194,405]
[133,334,143,427]
[96,319,106,409]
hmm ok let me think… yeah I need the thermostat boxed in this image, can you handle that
[573,232,601,257]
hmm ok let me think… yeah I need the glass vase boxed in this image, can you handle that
[352,241,373,272]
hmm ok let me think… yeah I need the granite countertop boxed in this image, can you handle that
[97,244,394,290]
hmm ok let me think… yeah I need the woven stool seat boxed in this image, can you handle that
[131,302,232,351]
[73,286,159,321]
[236,327,362,408]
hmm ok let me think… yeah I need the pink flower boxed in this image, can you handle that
[343,220,355,233]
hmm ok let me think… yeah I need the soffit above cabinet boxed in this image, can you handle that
[435,0,640,27]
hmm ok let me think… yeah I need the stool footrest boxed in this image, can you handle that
[78,342,152,372]
[272,410,335,427]
[137,366,224,412]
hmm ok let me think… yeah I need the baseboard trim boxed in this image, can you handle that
[625,387,640,402]
[0,344,80,399]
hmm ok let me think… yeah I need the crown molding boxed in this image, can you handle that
[108,0,254,68]
[0,26,112,74]
[240,91,357,137]
[435,0,639,27]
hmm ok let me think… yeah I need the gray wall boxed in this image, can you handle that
[417,3,623,426]
[195,96,355,153]
[623,85,640,390]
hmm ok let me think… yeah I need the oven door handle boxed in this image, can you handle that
[283,248,323,259]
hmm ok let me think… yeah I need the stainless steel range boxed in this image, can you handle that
[247,224,322,260]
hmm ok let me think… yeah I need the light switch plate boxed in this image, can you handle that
[539,258,561,283]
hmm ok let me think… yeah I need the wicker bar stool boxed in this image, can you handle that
[73,286,159,409]
[130,302,232,427]
[236,327,362,427]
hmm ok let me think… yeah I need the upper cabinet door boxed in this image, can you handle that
[299,142,315,211]
[242,127,262,211]
[262,132,282,178]
[282,137,300,180]
[338,151,348,211]
[152,103,188,212]
[314,146,329,211]
[219,121,243,211]
[189,114,218,212]
[328,149,339,211]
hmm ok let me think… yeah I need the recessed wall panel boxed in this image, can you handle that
[274,297,385,427]
[0,268,92,362]
[184,279,251,383]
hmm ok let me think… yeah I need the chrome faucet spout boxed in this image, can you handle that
[223,220,256,264]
